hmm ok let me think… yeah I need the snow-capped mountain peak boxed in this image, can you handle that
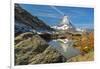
[52,16,75,31]
[61,16,70,25]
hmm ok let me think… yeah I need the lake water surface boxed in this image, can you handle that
[48,39,81,59]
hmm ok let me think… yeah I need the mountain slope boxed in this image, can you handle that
[15,4,54,36]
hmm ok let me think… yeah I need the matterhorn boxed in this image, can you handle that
[52,15,84,32]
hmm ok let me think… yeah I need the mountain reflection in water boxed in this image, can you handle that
[48,39,80,59]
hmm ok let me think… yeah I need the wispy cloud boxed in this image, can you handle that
[50,6,64,16]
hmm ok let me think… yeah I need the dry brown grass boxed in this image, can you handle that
[72,32,94,54]
[67,32,94,62]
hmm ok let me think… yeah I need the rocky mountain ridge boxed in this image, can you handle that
[15,4,54,36]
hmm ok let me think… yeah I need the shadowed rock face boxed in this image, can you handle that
[15,32,66,65]
[15,4,54,36]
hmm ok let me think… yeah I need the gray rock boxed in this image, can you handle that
[15,32,66,65]
[29,46,66,64]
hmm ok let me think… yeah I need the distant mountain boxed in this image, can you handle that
[52,16,84,33]
[15,4,54,36]
[52,16,75,31]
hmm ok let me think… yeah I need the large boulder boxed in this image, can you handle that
[15,32,66,65]
[29,46,66,64]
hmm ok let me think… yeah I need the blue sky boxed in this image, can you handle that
[19,3,94,29]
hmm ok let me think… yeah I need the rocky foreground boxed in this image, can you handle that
[15,32,66,65]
